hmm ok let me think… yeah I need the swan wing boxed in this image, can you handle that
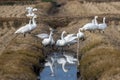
[65,36,77,43]
[98,23,107,29]
[15,25,29,33]
[36,33,49,39]
[64,34,76,40]
[69,40,77,44]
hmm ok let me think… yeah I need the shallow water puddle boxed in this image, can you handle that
[39,53,77,80]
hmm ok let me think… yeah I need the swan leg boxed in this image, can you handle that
[28,32,31,34]
[102,30,104,33]
[23,33,26,37]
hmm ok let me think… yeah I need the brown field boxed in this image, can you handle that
[0,0,120,80]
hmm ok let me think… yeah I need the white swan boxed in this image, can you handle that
[98,17,107,33]
[14,19,32,37]
[56,31,77,47]
[57,57,68,72]
[77,28,85,40]
[36,28,55,46]
[15,15,37,37]
[80,16,98,32]
[45,57,55,76]
[56,31,67,47]
[26,7,37,17]
[63,53,77,64]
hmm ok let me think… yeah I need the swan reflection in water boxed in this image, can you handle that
[42,52,78,80]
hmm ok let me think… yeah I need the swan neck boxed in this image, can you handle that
[29,20,31,24]
[49,31,53,40]
[61,32,65,40]
[32,17,36,25]
[103,18,105,24]
[94,17,98,25]
[78,28,81,33]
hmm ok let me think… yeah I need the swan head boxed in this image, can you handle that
[26,7,32,10]
[33,8,38,11]
[62,31,67,34]
[49,27,53,31]
[95,16,98,19]
[95,16,98,18]
[79,28,84,32]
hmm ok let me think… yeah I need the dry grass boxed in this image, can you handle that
[99,67,120,80]
[57,1,120,17]
[0,49,44,80]
[0,0,120,80]
[80,47,120,80]
[80,33,104,53]
[0,19,47,79]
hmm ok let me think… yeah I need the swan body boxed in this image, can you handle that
[56,31,66,47]
[45,57,54,76]
[42,31,55,46]
[37,28,55,46]
[80,16,98,32]
[15,15,37,37]
[14,19,32,36]
[57,57,68,72]
[36,33,49,39]
[98,17,107,33]
[77,28,85,40]
[56,31,77,47]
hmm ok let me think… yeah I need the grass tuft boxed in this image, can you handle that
[80,47,120,80]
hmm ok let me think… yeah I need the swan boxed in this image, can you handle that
[80,16,98,32]
[98,17,107,33]
[15,15,37,37]
[56,31,77,47]
[36,28,55,47]
[26,7,37,17]
[56,31,67,47]
[45,57,55,76]
[14,19,32,37]
[63,53,77,64]
[57,57,68,72]
[94,16,98,25]
[77,28,85,41]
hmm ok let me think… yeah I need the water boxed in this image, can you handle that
[39,52,77,80]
